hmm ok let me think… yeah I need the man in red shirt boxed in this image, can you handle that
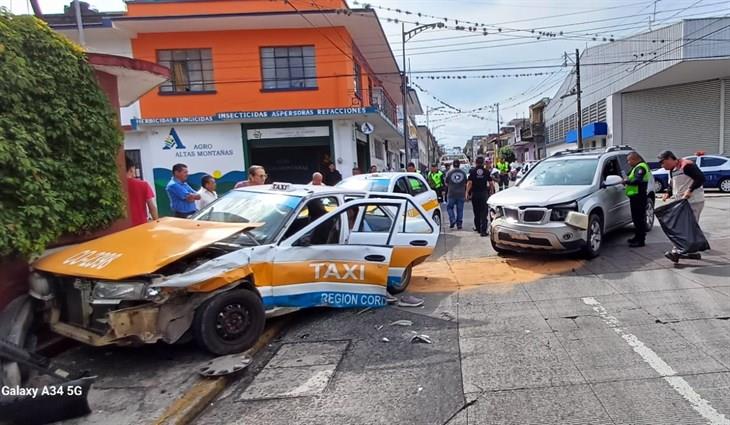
[126,157,158,226]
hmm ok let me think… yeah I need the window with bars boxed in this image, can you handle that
[157,49,215,93]
[261,46,317,90]
[374,139,384,159]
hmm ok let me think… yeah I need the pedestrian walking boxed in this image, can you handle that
[623,152,651,247]
[427,163,445,203]
[235,165,267,188]
[657,150,707,261]
[195,174,218,210]
[166,163,200,218]
[310,172,324,186]
[467,156,495,237]
[445,159,468,230]
[369,165,378,173]
[406,162,417,173]
[126,157,158,226]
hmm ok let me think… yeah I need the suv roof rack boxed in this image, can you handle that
[605,145,634,152]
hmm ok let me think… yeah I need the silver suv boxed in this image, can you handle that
[487,146,655,258]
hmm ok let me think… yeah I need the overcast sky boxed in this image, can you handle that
[3,0,726,149]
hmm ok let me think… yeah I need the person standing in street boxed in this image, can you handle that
[166,163,200,218]
[369,165,378,173]
[427,163,445,203]
[658,150,706,261]
[406,162,417,173]
[445,159,467,230]
[310,172,324,186]
[195,174,218,210]
[466,156,495,237]
[497,159,510,191]
[623,152,651,247]
[352,166,361,176]
[126,157,158,226]
[324,163,342,186]
[235,165,267,188]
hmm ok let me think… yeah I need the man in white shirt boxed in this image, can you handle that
[196,174,218,210]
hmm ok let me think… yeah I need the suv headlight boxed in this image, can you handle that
[489,206,503,219]
[92,281,157,301]
[549,201,578,221]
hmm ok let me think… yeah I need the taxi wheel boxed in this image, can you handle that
[193,289,265,356]
[432,211,442,227]
[389,265,413,294]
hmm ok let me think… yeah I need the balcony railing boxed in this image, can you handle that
[520,123,545,140]
[371,87,398,129]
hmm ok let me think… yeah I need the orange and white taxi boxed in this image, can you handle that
[30,184,438,355]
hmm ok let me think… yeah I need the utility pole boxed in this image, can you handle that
[495,102,500,158]
[401,23,409,169]
[74,0,86,47]
[575,49,583,150]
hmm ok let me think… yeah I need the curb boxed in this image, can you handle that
[151,317,291,425]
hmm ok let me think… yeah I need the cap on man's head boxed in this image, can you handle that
[657,150,677,161]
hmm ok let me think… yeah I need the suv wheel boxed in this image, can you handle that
[582,214,603,259]
[645,197,655,232]
[193,289,265,355]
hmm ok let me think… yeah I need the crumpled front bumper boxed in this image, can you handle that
[490,218,587,252]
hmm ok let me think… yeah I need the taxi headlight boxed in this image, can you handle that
[92,281,154,301]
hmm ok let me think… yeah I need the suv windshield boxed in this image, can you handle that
[193,190,301,244]
[519,158,598,187]
[337,178,390,192]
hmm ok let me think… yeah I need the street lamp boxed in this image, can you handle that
[402,22,445,167]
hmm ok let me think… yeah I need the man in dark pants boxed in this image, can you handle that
[623,152,651,247]
[467,156,495,237]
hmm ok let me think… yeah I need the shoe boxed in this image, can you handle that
[664,251,679,263]
[686,252,702,260]
[628,241,645,248]
[473,227,479,232]
[397,295,424,308]
[627,237,637,244]
[449,223,455,229]
[457,225,463,230]
[385,293,397,304]
[480,233,488,237]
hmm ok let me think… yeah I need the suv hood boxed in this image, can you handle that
[33,217,261,280]
[489,185,593,207]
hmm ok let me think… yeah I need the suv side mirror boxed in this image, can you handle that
[603,175,623,187]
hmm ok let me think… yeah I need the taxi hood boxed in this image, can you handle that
[33,218,261,280]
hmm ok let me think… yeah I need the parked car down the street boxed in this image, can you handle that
[336,172,442,227]
[29,185,439,355]
[652,154,730,193]
[488,146,655,258]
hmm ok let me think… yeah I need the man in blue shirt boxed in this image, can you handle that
[166,163,200,218]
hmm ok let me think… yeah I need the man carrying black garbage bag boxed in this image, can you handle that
[657,150,708,262]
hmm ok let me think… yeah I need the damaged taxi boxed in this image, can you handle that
[30,184,439,355]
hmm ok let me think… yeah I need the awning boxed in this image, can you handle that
[87,53,170,107]
[566,122,608,144]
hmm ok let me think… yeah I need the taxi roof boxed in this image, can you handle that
[235,183,366,198]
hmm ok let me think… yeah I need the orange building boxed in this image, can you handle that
[49,0,407,215]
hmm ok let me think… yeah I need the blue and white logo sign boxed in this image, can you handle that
[162,128,185,150]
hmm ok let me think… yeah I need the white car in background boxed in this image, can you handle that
[337,172,442,227]
[652,154,730,193]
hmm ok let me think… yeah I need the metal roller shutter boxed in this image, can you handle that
[724,80,730,155]
[622,80,721,158]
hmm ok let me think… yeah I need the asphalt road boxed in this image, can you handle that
[196,195,730,425]
[49,195,730,425]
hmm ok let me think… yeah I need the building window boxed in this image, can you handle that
[368,77,373,105]
[354,62,362,99]
[157,49,215,93]
[261,46,317,90]
[374,139,384,160]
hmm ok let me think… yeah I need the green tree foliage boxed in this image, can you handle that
[0,11,124,259]
[498,146,516,164]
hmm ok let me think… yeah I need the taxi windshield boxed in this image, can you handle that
[337,178,390,192]
[519,158,598,187]
[193,190,301,244]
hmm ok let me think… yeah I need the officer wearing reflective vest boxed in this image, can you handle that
[623,151,652,247]
[496,160,510,191]
[427,164,445,202]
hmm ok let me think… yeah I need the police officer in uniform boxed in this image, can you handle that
[624,151,651,247]
[467,156,495,237]
[427,164,445,202]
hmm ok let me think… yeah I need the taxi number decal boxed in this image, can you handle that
[63,250,123,270]
[309,263,365,281]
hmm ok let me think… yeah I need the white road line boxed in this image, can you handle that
[581,297,730,425]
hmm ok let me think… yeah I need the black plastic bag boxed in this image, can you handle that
[654,199,710,253]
